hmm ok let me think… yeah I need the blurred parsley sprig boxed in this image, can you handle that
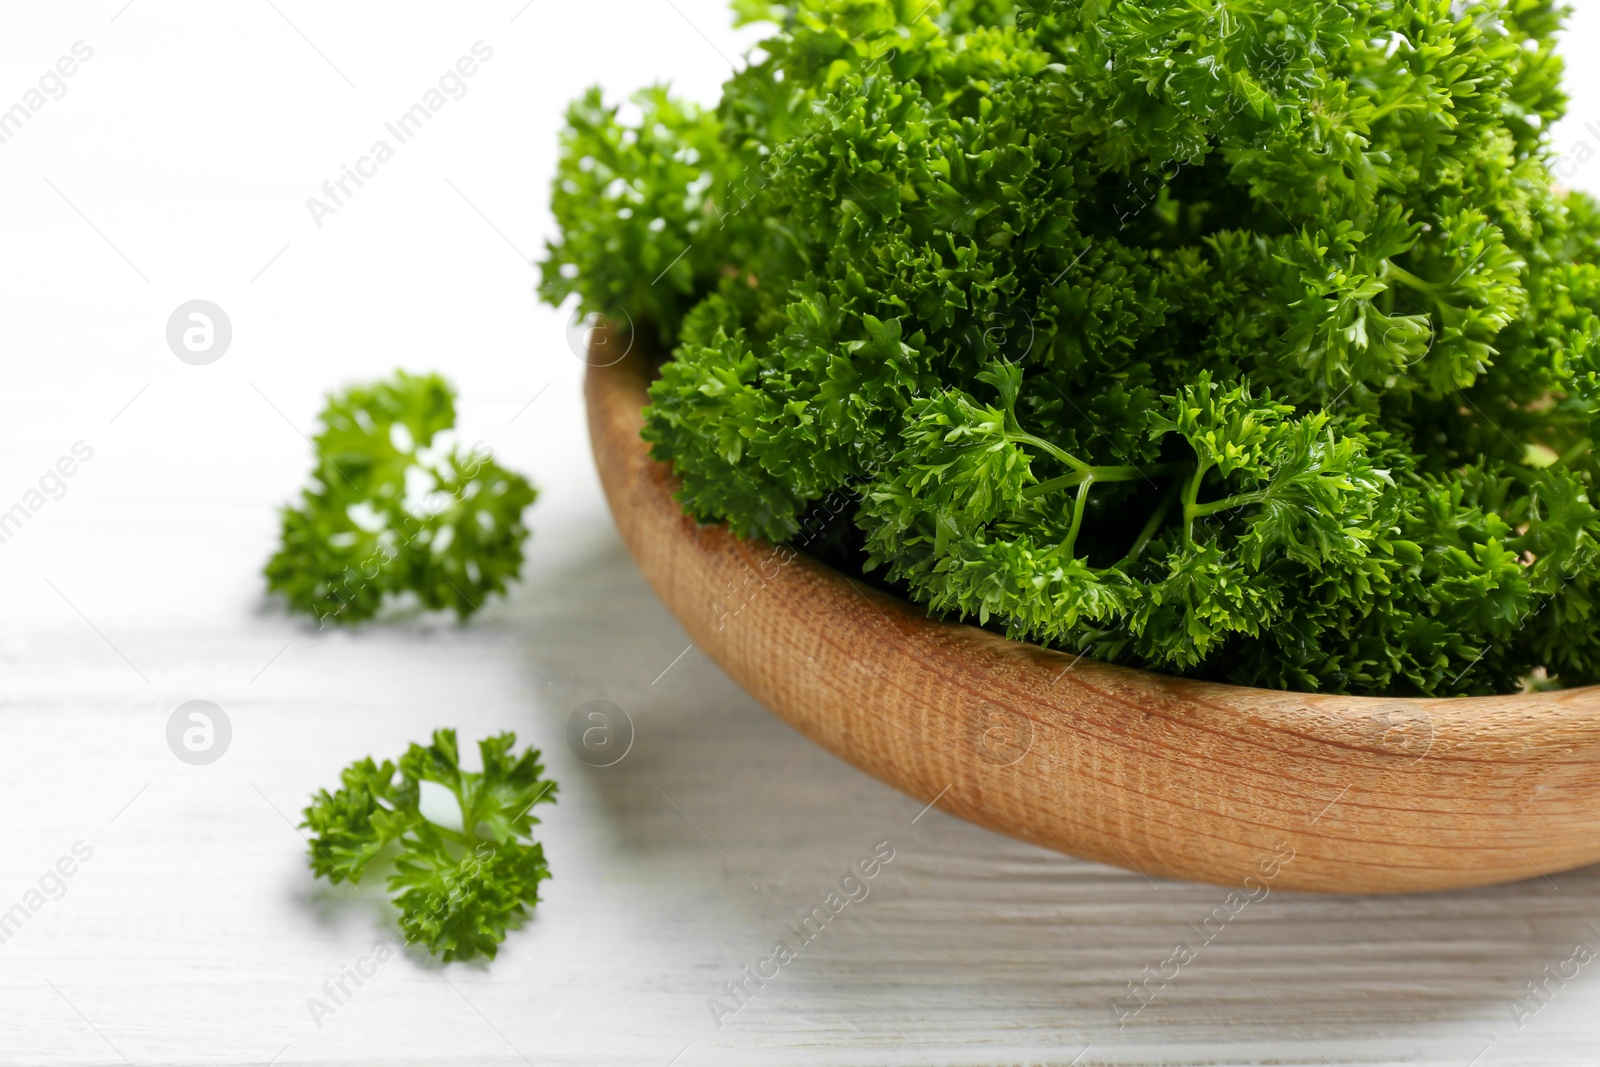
[265,371,537,626]
[302,729,557,962]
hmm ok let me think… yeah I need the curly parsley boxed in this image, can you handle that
[302,730,557,961]
[265,370,537,626]
[541,0,1600,696]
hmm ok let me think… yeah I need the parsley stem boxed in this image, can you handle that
[1063,474,1094,557]
[1006,430,1090,474]
[1385,262,1436,294]
[1180,460,1211,544]
[1368,96,1427,121]
[1121,475,1186,567]
[1022,472,1088,497]
[1190,488,1271,518]
[1022,462,1186,499]
[1554,438,1593,470]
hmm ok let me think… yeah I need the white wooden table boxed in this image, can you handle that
[4,2,1600,1064]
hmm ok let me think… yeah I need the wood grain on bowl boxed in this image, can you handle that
[585,333,1600,894]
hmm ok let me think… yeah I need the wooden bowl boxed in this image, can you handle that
[585,339,1600,893]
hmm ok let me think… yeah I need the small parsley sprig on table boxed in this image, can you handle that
[541,0,1600,696]
[265,370,537,626]
[302,730,557,961]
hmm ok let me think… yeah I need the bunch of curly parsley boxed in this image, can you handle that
[541,0,1600,697]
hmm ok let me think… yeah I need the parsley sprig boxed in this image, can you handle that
[302,730,557,961]
[265,371,537,626]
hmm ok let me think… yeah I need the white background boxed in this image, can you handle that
[1,2,1599,1065]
